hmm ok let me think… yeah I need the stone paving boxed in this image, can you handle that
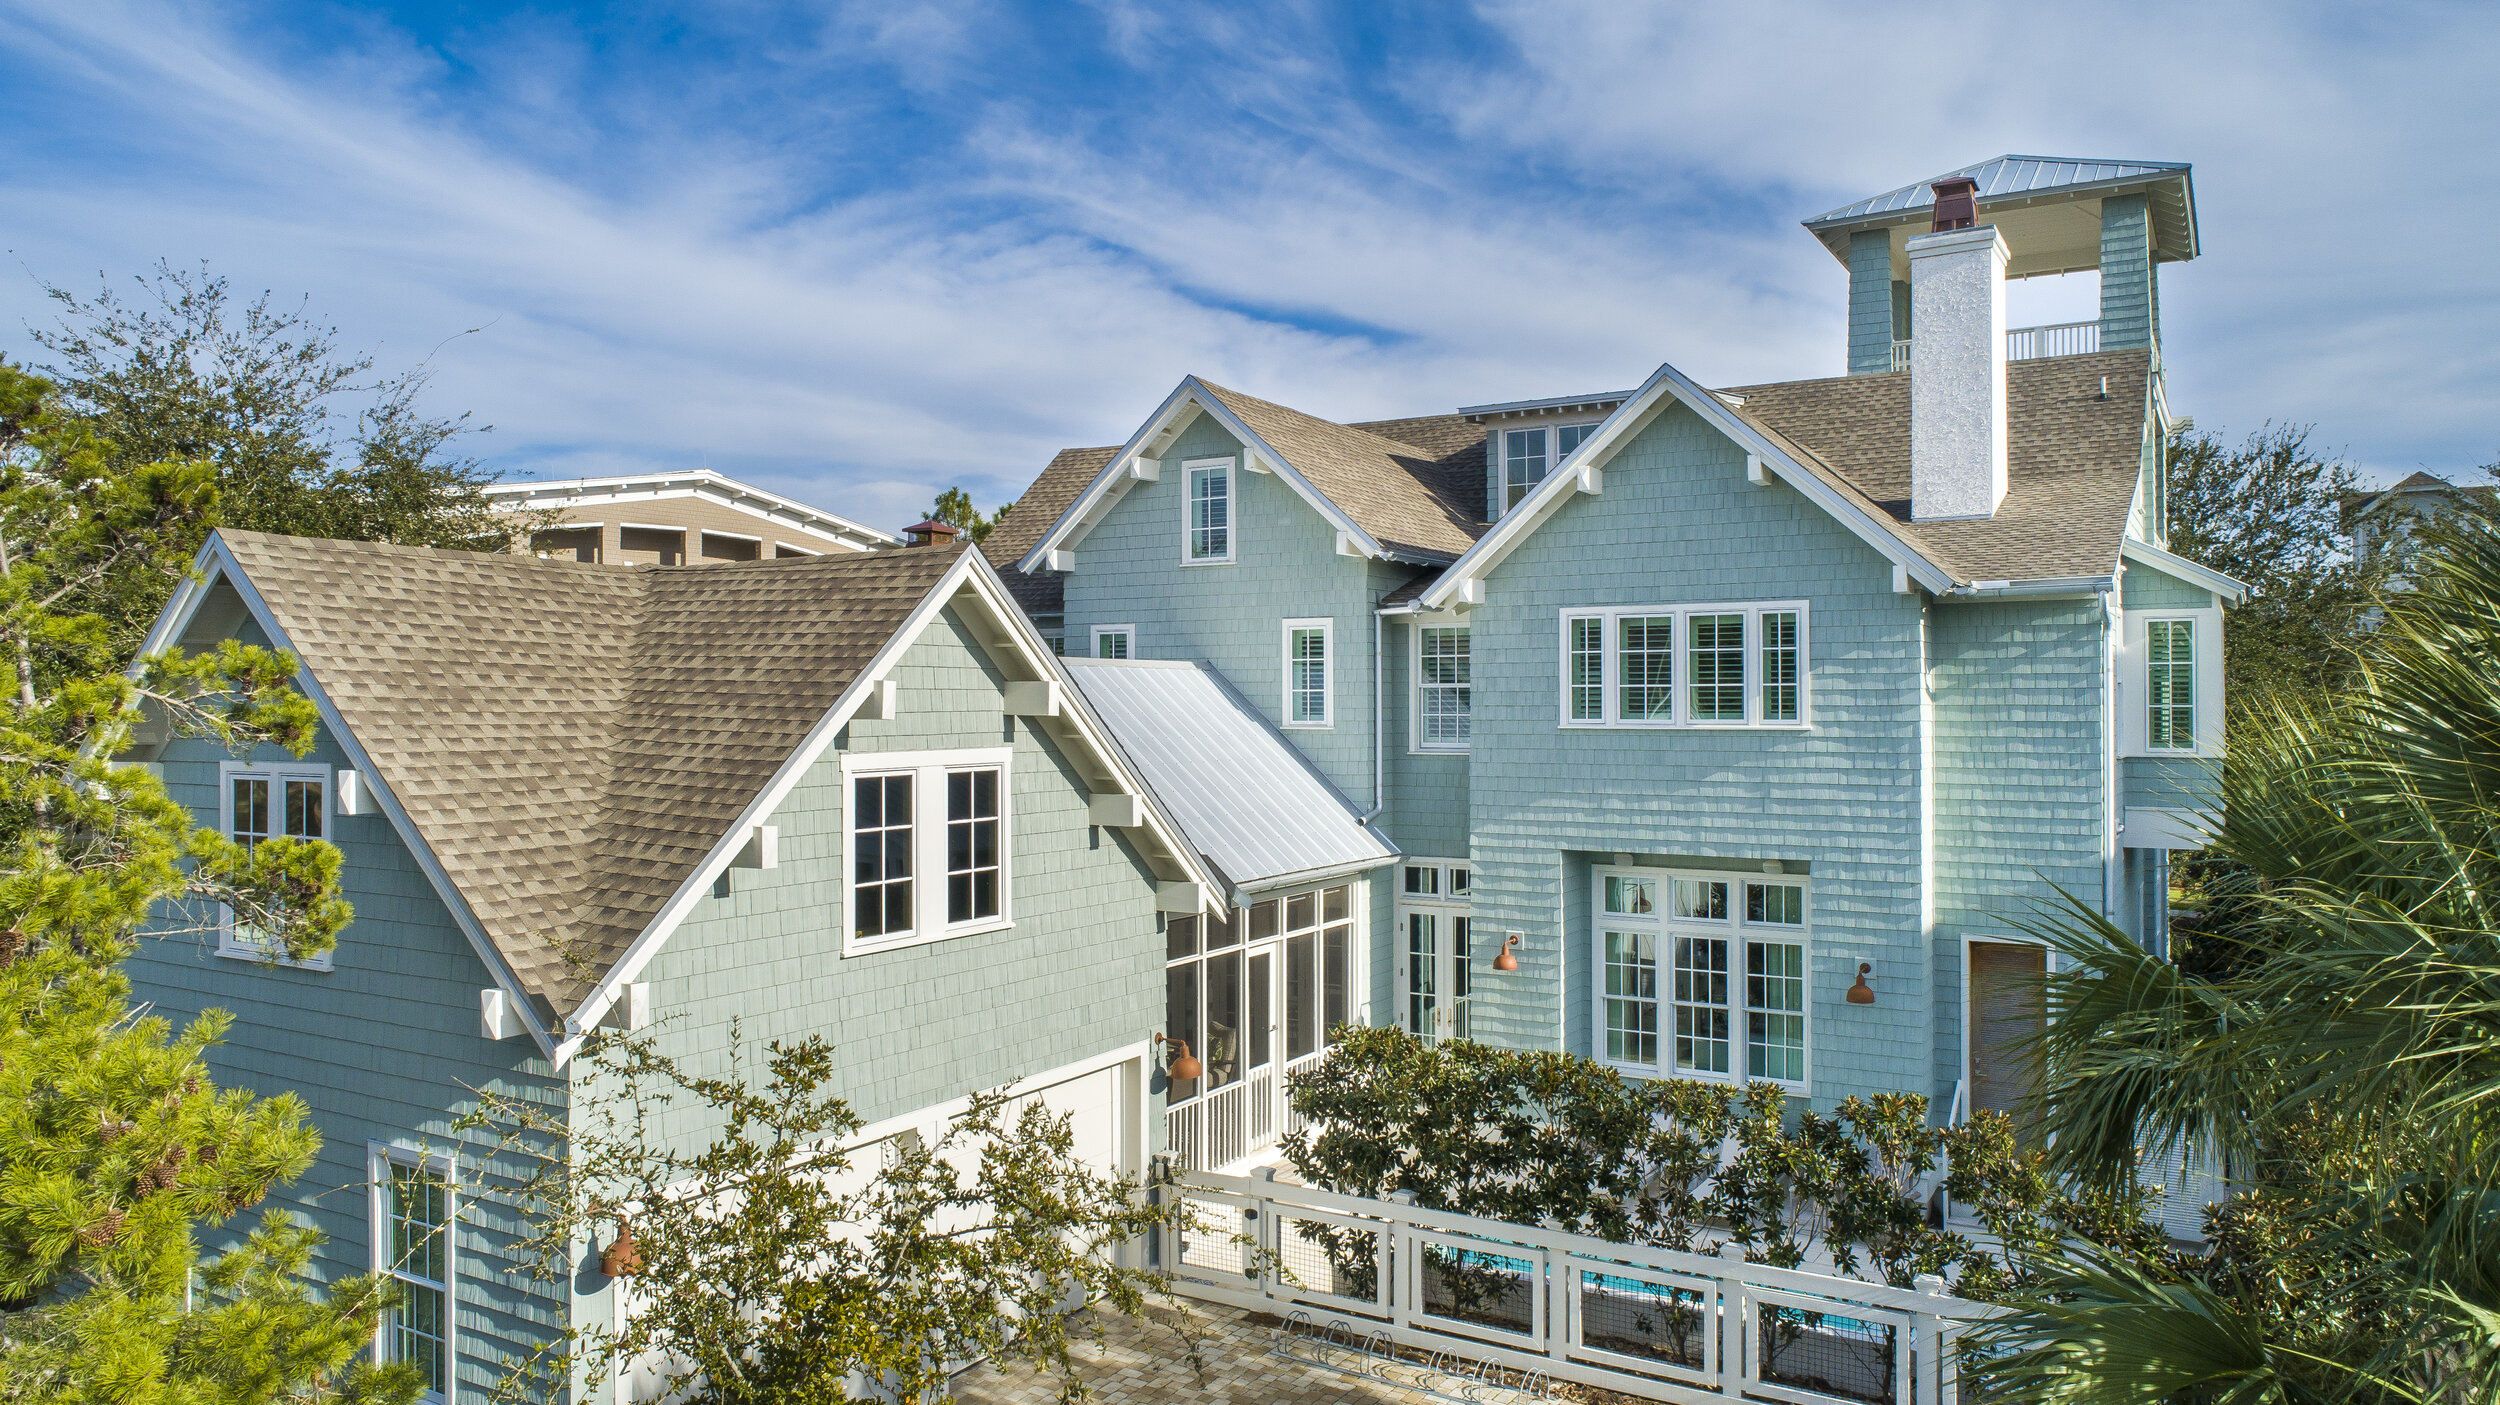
[949,1299,1551,1405]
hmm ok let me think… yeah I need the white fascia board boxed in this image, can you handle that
[1421,362,1957,611]
[180,535,561,1059]
[1019,378,1387,569]
[2121,539,2249,605]
[491,470,898,547]
[574,549,1227,1033]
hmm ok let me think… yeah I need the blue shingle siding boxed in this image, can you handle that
[1928,597,2110,1107]
[1059,414,1381,805]
[628,604,1167,1144]
[129,716,567,1397]
[1459,399,1933,1113]
[2123,757,2215,812]
[2120,559,2214,611]
[2099,194,2158,351]
[1848,230,1899,375]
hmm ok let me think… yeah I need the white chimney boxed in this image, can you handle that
[1907,223,2009,520]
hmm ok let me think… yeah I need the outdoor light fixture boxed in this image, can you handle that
[1155,1033,1203,1082]
[599,1222,644,1278]
[1847,962,1876,1004]
[1493,932,1521,972]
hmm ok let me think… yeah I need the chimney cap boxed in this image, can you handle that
[1929,177,1979,233]
[903,519,964,546]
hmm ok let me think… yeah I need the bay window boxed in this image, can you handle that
[1596,865,1809,1088]
[1558,603,1809,729]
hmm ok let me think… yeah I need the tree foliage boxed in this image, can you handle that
[927,486,1010,544]
[1971,519,2500,1403]
[1281,1026,2172,1296]
[25,262,532,658]
[0,361,413,1403]
[458,1025,1193,1404]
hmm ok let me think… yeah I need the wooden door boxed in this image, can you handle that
[1969,941,2046,1124]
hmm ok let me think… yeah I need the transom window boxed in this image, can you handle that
[1185,458,1233,563]
[1500,423,1600,513]
[1559,604,1808,729]
[1596,865,1809,1088]
[2146,619,2194,749]
[843,747,1013,954]
[1403,859,1469,898]
[1416,624,1470,750]
[376,1156,452,1402]
[218,762,332,968]
[1285,620,1331,728]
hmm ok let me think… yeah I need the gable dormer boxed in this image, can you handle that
[1459,388,1633,519]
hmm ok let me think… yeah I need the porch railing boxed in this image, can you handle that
[1889,320,2102,371]
[1160,1168,1998,1405]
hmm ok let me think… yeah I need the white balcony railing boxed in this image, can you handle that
[1889,320,2102,371]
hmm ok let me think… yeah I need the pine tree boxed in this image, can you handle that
[0,361,419,1403]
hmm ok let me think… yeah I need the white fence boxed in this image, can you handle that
[1889,320,2103,372]
[1159,1169,1997,1405]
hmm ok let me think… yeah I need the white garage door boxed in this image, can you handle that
[1012,1060,1130,1179]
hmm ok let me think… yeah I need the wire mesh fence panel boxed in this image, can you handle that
[1273,1212,1385,1309]
[1169,1195,1254,1285]
[1576,1267,1712,1374]
[1417,1239,1540,1340]
[1757,1303,1900,1405]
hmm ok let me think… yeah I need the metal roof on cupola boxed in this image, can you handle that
[1805,155,2198,279]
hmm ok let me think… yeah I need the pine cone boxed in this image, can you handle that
[97,1112,135,1143]
[196,1143,222,1166]
[77,1209,126,1248]
[0,928,23,968]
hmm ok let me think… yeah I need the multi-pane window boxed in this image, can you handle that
[382,1160,450,1399]
[1568,615,1605,721]
[2147,619,2194,748]
[1595,867,1809,1087]
[1168,884,1354,1108]
[1760,611,1800,722]
[1559,604,1807,728]
[1688,613,1745,721]
[220,765,328,963]
[853,774,914,940]
[1618,616,1675,721]
[945,768,1000,923]
[1287,622,1330,727]
[1500,423,1600,513]
[1418,625,1470,749]
[845,748,1013,952]
[1092,626,1133,660]
[1186,461,1232,562]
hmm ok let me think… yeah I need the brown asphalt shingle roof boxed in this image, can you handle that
[983,445,1116,619]
[217,530,966,1014]
[1198,382,1485,560]
[1725,348,2153,582]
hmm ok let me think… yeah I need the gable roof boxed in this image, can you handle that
[1423,349,2160,610]
[1061,659,1396,900]
[169,532,1219,1047]
[983,445,1117,618]
[1016,377,1489,576]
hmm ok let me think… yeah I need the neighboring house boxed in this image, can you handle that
[2344,469,2496,574]
[1007,155,2248,1171]
[123,531,1230,1398]
[487,468,897,562]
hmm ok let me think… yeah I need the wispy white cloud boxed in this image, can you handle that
[0,0,2489,543]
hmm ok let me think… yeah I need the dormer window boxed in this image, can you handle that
[1501,423,1600,513]
[1184,458,1234,563]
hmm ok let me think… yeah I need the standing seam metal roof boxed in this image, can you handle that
[1059,658,1396,897]
[1805,155,2192,226]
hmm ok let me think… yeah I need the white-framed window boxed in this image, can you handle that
[1090,624,1134,660]
[841,746,1014,955]
[1284,619,1331,728]
[1402,859,1469,898]
[370,1145,454,1402]
[1595,864,1809,1089]
[1183,457,1234,564]
[216,760,334,969]
[1499,423,1601,514]
[1396,858,1474,1044]
[1556,603,1809,729]
[1414,623,1470,751]
[2121,608,2224,757]
[1166,882,1359,1108]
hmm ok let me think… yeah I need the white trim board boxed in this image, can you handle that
[2121,538,2249,604]
[487,469,897,549]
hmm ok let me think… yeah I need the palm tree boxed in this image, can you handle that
[1966,520,2500,1403]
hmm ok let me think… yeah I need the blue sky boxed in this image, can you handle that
[4,1,2494,529]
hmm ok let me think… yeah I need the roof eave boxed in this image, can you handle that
[2121,538,2249,605]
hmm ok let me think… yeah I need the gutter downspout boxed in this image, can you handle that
[1359,606,1385,825]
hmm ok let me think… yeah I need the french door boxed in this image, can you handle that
[1397,906,1471,1042]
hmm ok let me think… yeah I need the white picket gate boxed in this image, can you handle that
[1159,1169,1998,1405]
